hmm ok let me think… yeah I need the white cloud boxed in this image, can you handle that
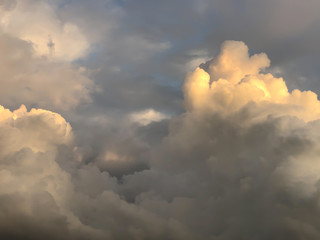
[130,108,168,126]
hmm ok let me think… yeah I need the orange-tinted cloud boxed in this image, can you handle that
[184,41,320,122]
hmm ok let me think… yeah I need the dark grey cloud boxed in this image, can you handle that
[122,114,320,239]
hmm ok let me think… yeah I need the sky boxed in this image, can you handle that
[1,0,320,239]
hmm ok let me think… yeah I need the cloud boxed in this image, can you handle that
[0,31,94,111]
[0,104,72,154]
[49,0,320,119]
[130,108,169,126]
[0,0,89,61]
[0,104,188,239]
[4,0,320,238]
[121,41,320,239]
[0,0,95,111]
[3,40,320,239]
[185,41,320,122]
[0,104,91,239]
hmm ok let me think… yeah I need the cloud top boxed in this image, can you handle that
[184,41,320,122]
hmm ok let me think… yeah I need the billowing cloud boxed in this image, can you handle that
[3,0,320,239]
[0,104,188,239]
[0,104,87,239]
[3,40,320,240]
[121,41,320,239]
[185,41,320,122]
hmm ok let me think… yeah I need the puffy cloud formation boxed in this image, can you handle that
[123,41,320,239]
[0,104,72,153]
[3,41,320,239]
[0,105,83,239]
[184,41,320,121]
[0,0,89,61]
[0,105,187,239]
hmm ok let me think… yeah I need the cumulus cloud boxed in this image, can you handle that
[0,104,90,239]
[0,0,89,61]
[185,41,320,122]
[0,104,188,239]
[121,41,320,239]
[3,40,320,239]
